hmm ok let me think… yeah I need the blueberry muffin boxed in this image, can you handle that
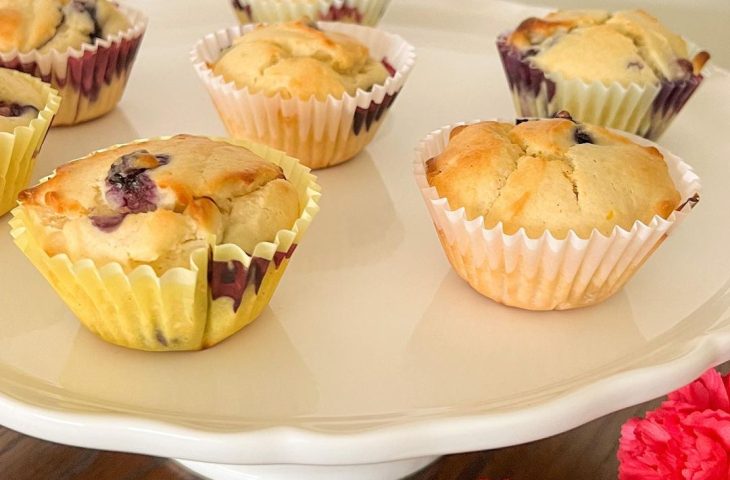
[12,135,321,350]
[213,20,389,100]
[416,115,700,310]
[229,0,391,27]
[497,10,710,139]
[194,20,414,169]
[0,0,146,125]
[0,71,46,133]
[0,0,131,53]
[0,67,60,215]
[426,116,681,239]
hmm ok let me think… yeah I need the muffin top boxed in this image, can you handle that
[506,9,709,84]
[0,68,46,133]
[212,20,389,100]
[19,135,300,274]
[0,0,131,53]
[425,116,681,239]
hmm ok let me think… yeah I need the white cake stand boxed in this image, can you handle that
[2,0,730,479]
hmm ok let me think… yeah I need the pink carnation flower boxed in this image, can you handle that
[618,369,730,480]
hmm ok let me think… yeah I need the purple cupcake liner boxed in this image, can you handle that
[231,0,253,22]
[496,35,556,114]
[496,35,705,140]
[210,244,297,311]
[646,74,703,139]
[0,8,146,125]
[352,58,399,135]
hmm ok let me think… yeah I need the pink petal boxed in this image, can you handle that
[669,370,730,412]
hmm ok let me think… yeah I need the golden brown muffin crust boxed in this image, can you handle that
[506,9,709,83]
[19,135,300,273]
[426,118,681,239]
[212,20,389,100]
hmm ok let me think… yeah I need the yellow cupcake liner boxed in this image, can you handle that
[414,120,701,311]
[10,137,321,351]
[0,5,147,126]
[230,0,391,26]
[192,21,415,169]
[0,71,61,216]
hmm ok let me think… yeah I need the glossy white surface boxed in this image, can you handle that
[0,0,729,473]
[176,457,439,480]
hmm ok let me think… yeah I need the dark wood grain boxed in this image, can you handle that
[3,363,728,479]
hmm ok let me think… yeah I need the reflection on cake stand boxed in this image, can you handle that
[175,457,439,480]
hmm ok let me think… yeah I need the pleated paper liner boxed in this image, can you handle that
[414,120,701,311]
[230,0,391,26]
[496,36,706,140]
[191,21,415,169]
[0,5,147,126]
[10,137,321,351]
[0,71,61,216]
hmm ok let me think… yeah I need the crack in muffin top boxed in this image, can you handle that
[506,9,710,84]
[0,0,131,53]
[425,117,681,239]
[212,20,389,100]
[18,134,300,274]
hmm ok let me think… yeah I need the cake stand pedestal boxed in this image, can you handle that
[176,456,440,480]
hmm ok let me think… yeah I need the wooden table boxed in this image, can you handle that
[0,392,670,480]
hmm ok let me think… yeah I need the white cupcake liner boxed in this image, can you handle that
[414,120,701,311]
[230,0,391,26]
[191,21,415,169]
[11,136,322,351]
[0,5,148,126]
[496,36,706,140]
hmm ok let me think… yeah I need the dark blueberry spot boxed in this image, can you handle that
[677,193,700,211]
[209,255,281,312]
[352,92,398,135]
[321,4,362,22]
[676,58,694,76]
[221,264,237,284]
[0,102,38,118]
[523,48,539,58]
[155,329,168,346]
[231,0,252,17]
[627,61,644,70]
[248,258,270,294]
[72,0,102,39]
[273,244,297,268]
[154,153,171,165]
[381,58,396,77]
[553,111,575,122]
[210,260,248,311]
[90,213,127,232]
[574,128,593,145]
[105,150,171,214]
